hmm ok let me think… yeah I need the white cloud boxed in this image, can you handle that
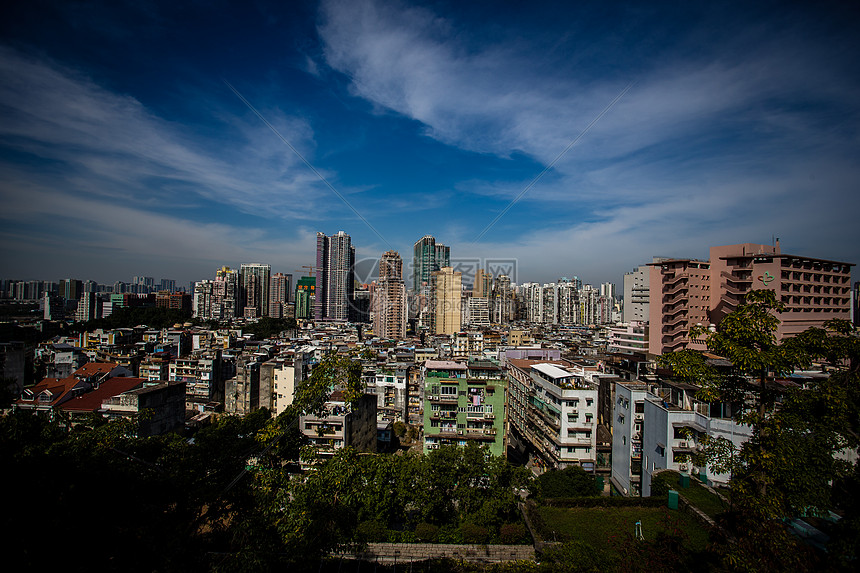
[0,46,337,220]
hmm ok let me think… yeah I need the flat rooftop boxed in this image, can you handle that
[531,363,572,380]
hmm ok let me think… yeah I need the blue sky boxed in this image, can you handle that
[1,0,858,288]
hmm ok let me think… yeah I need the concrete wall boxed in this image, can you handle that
[337,543,534,564]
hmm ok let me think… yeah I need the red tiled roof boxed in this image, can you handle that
[73,362,118,377]
[17,376,86,406]
[60,377,146,413]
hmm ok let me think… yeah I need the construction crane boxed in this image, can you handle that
[295,265,318,278]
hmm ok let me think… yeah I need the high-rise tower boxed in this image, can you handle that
[412,235,450,292]
[240,263,271,319]
[314,231,355,322]
[432,266,462,335]
[373,250,407,339]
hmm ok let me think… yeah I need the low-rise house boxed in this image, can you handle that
[15,362,133,417]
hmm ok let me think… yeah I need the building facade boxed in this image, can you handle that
[507,359,599,470]
[372,250,407,339]
[240,263,272,319]
[648,242,854,355]
[315,231,355,322]
[422,360,506,457]
[432,266,462,336]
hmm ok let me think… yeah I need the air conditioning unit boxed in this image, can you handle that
[457,430,463,435]
[679,464,688,472]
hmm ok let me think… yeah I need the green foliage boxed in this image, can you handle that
[539,496,666,508]
[355,520,388,543]
[392,420,407,437]
[659,290,860,568]
[499,523,529,545]
[540,540,616,572]
[294,353,364,416]
[242,316,297,339]
[415,521,440,542]
[615,509,695,573]
[243,442,534,563]
[538,465,599,498]
[459,522,490,544]
[76,305,193,331]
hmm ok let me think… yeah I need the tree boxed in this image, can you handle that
[538,465,600,498]
[660,290,860,568]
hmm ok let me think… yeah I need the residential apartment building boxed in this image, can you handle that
[300,391,377,459]
[268,272,292,319]
[295,276,316,320]
[315,231,355,322]
[367,364,409,423]
[169,351,223,408]
[607,322,649,359]
[422,360,506,457]
[432,266,462,335]
[623,260,661,323]
[648,242,854,355]
[648,258,712,355]
[610,378,752,496]
[240,263,271,319]
[412,235,450,293]
[101,381,187,437]
[268,351,308,416]
[610,382,648,496]
[507,359,599,470]
[372,250,407,339]
[214,266,241,320]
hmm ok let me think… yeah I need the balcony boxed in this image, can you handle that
[721,270,752,283]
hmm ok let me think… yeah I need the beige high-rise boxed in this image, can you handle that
[372,251,407,339]
[432,266,462,335]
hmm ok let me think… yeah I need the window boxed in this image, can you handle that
[441,385,457,395]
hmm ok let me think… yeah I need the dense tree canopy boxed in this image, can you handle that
[659,290,860,569]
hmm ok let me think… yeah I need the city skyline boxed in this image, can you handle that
[2,1,859,287]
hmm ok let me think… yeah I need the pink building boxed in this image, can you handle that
[648,241,853,355]
[648,258,712,355]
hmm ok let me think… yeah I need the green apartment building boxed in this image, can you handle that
[423,359,507,457]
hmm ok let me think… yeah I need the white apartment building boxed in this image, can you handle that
[507,359,599,470]
[611,379,752,496]
[611,382,649,496]
[271,351,307,416]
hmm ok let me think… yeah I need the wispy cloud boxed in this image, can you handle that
[317,0,860,279]
[0,46,339,220]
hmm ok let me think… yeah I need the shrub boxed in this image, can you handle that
[414,522,439,542]
[355,520,387,543]
[460,522,490,544]
[539,466,599,498]
[499,523,529,544]
[437,523,463,544]
[541,496,666,508]
[540,540,616,571]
